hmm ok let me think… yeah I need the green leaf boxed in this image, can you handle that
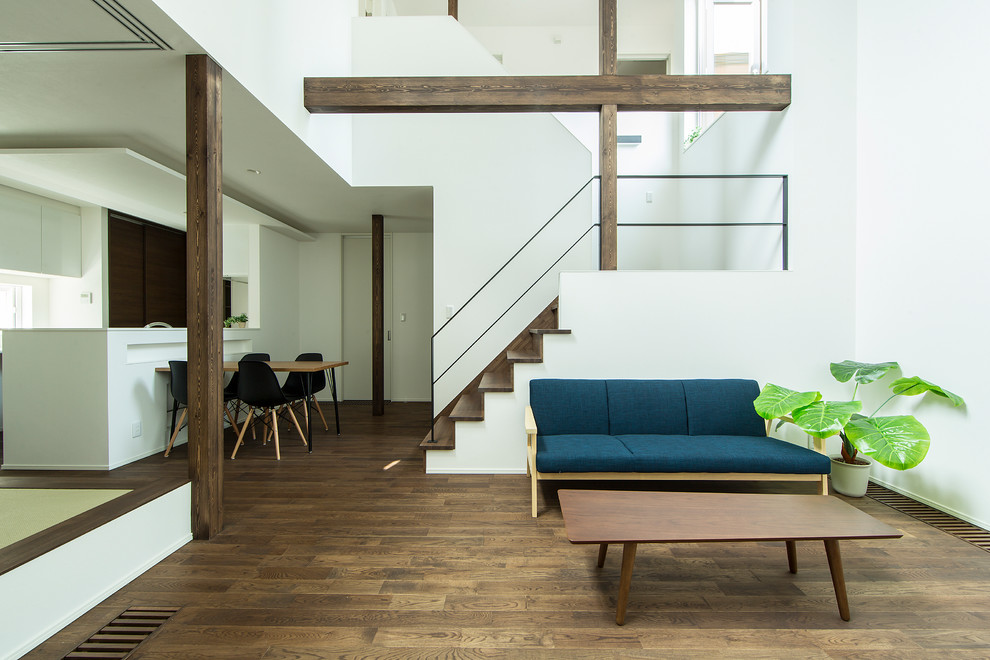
[890,376,965,406]
[830,360,899,384]
[791,400,862,439]
[753,384,821,420]
[844,415,930,470]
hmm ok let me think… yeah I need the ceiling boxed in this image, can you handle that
[0,0,434,236]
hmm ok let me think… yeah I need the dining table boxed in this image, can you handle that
[158,359,347,453]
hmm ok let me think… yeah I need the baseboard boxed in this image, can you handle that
[869,476,990,532]
[426,467,528,475]
[0,463,109,471]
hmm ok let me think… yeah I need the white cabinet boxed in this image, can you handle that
[41,206,82,277]
[0,186,81,277]
[0,194,42,273]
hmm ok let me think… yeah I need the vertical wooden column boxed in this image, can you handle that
[448,0,458,20]
[599,0,618,270]
[372,214,385,416]
[185,54,224,539]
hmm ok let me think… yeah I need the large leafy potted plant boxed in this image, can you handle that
[754,360,965,496]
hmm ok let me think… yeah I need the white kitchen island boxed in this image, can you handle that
[1,327,258,470]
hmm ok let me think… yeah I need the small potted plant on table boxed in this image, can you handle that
[754,361,964,496]
[224,314,248,329]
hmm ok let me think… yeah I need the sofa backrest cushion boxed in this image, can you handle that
[605,379,688,435]
[682,379,766,437]
[530,379,609,436]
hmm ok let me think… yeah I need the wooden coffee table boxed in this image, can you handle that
[558,490,902,625]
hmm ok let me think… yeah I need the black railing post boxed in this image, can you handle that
[782,175,789,271]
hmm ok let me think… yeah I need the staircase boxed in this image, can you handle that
[420,299,569,451]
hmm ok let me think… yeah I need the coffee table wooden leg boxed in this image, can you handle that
[597,543,608,568]
[823,539,850,621]
[786,540,798,574]
[616,542,638,625]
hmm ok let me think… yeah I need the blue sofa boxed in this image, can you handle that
[525,378,831,517]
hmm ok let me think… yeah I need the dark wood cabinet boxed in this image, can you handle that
[109,212,187,328]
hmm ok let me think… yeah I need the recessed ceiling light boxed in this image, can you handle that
[246,168,262,175]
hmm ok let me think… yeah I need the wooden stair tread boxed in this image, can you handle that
[479,371,513,392]
[530,328,571,335]
[420,416,454,450]
[449,393,484,421]
[507,348,541,363]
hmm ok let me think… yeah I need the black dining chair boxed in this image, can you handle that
[231,359,306,460]
[164,360,240,457]
[225,352,270,434]
[282,352,330,432]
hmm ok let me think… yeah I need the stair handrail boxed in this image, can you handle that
[434,176,598,337]
[427,172,789,445]
[428,176,601,442]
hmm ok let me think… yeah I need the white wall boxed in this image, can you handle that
[469,26,598,75]
[429,0,861,473]
[855,0,990,529]
[255,226,301,361]
[298,233,344,400]
[351,17,593,411]
[151,0,356,180]
[49,206,106,328]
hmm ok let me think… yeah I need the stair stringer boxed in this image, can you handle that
[425,330,571,474]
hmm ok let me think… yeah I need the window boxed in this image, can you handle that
[684,0,767,148]
[0,284,31,329]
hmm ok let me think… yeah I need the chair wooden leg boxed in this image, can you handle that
[285,405,307,445]
[271,407,281,460]
[231,406,254,459]
[313,398,329,431]
[164,408,187,457]
[224,404,241,436]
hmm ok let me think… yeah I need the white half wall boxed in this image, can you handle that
[427,270,854,473]
[0,484,191,660]
[855,0,990,530]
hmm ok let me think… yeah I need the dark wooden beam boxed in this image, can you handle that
[185,54,224,540]
[372,214,384,416]
[600,0,617,76]
[599,0,617,270]
[600,104,617,270]
[304,74,791,114]
[448,0,457,21]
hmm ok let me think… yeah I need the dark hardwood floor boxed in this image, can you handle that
[17,402,990,658]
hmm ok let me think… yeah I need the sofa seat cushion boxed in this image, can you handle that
[615,435,831,474]
[536,434,831,475]
[536,435,636,473]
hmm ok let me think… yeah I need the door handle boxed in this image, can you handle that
[387,330,391,341]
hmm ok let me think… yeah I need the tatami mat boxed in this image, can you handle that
[0,489,131,551]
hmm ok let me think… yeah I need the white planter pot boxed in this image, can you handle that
[829,455,872,497]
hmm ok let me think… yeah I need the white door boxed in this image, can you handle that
[342,235,392,401]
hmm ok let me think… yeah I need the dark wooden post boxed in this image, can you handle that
[185,54,224,539]
[448,0,457,20]
[599,0,618,270]
[372,214,385,416]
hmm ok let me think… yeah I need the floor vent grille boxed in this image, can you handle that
[867,483,990,553]
[63,606,179,659]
